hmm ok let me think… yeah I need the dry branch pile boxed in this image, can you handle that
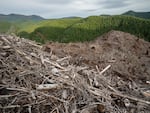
[0,33,150,113]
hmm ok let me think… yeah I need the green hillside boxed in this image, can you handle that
[18,17,82,33]
[18,18,82,43]
[18,15,150,43]
[0,14,45,34]
[0,21,13,33]
[123,10,150,19]
[0,12,150,43]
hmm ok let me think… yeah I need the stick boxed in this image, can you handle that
[40,92,67,103]
[28,41,42,49]
[36,84,61,90]
[0,105,21,109]
[88,86,111,100]
[40,73,55,83]
[44,59,65,70]
[0,100,46,109]
[146,81,150,84]
[108,86,150,105]
[56,56,71,62]
[1,46,11,49]
[1,36,11,44]
[40,55,45,64]
[15,49,38,64]
[28,106,32,113]
[94,65,111,86]
[99,65,111,75]
[40,55,65,70]
[6,87,29,93]
[0,93,19,98]
[50,108,57,113]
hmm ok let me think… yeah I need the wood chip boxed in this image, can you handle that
[37,84,60,90]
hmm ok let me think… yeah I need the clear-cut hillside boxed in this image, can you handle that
[0,30,150,113]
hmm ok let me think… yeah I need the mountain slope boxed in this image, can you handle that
[18,18,81,33]
[123,10,150,19]
[0,21,11,33]
[0,14,45,33]
[0,12,150,43]
[18,15,150,43]
[0,14,45,23]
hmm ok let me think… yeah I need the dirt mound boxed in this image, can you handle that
[0,31,150,113]
[44,30,150,82]
[95,30,149,55]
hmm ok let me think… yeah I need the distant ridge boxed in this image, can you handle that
[0,14,45,22]
[61,16,82,19]
[122,10,150,19]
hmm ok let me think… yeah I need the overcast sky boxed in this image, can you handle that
[0,0,150,18]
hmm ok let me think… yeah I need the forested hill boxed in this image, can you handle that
[123,10,150,19]
[0,11,150,43]
[18,15,150,43]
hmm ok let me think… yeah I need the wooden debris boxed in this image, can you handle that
[1,36,11,44]
[36,84,61,90]
[56,56,71,62]
[124,98,130,107]
[51,68,60,76]
[142,90,150,98]
[108,86,150,105]
[99,65,111,75]
[62,90,68,99]
[1,45,11,49]
[81,109,90,113]
[97,104,105,113]
[146,81,150,84]
[0,34,150,113]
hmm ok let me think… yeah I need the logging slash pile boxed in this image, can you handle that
[0,30,150,113]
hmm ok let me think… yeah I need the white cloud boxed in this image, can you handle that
[0,0,150,18]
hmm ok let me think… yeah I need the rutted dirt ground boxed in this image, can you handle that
[0,30,150,113]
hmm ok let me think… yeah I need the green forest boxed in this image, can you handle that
[18,15,150,43]
[0,13,150,43]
